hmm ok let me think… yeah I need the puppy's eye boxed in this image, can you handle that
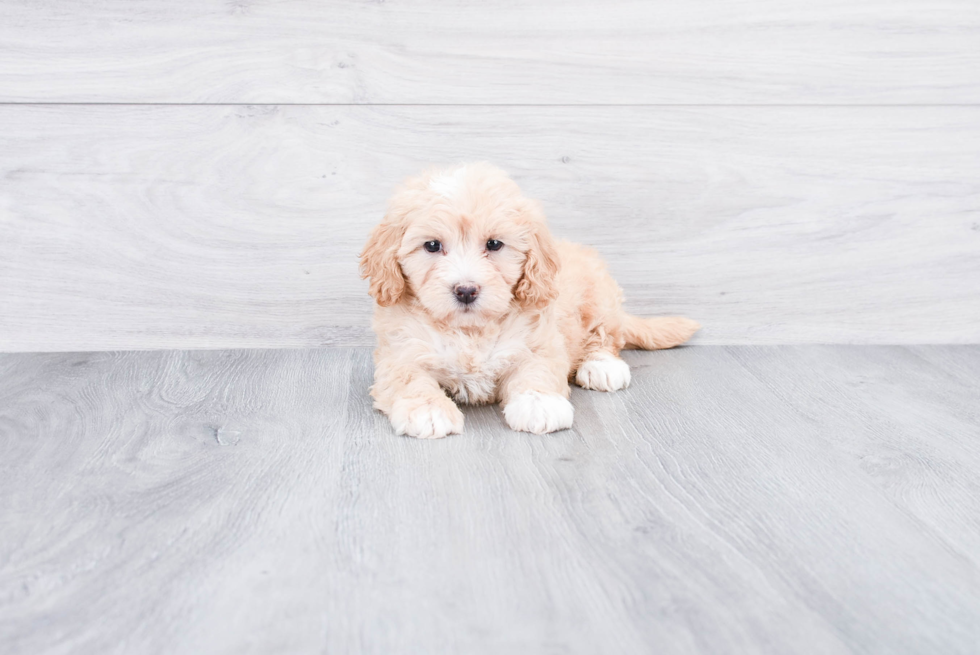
[423,240,442,253]
[486,239,504,251]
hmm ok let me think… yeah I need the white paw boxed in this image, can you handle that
[576,354,631,391]
[503,391,574,435]
[390,397,464,439]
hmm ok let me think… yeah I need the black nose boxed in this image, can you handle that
[454,284,479,305]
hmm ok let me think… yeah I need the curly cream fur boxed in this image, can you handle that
[359,163,700,438]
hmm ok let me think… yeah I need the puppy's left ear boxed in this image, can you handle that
[514,204,560,309]
[359,220,406,307]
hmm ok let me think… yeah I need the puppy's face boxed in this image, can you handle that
[397,203,529,325]
[361,164,559,325]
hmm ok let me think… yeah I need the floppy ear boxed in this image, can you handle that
[359,220,406,307]
[514,222,560,309]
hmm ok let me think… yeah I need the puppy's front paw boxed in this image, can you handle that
[576,354,631,391]
[390,396,464,439]
[503,391,574,435]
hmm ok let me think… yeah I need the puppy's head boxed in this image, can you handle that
[360,163,559,325]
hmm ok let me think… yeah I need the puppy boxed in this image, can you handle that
[360,163,699,438]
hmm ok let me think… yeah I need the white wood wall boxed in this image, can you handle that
[1,1,978,350]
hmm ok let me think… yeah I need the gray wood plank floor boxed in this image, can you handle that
[1,346,979,654]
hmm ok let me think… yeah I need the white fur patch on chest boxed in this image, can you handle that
[429,329,526,404]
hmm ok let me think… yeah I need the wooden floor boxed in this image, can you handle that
[1,346,979,654]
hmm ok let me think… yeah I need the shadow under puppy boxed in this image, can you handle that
[360,163,699,438]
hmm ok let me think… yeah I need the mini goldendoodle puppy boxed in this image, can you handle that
[360,163,699,438]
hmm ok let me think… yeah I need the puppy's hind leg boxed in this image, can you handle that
[575,350,632,392]
[572,324,631,392]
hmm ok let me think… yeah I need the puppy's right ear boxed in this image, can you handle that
[359,220,406,307]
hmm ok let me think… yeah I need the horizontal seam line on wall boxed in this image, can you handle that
[0,102,979,108]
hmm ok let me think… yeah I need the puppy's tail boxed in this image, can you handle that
[622,315,701,350]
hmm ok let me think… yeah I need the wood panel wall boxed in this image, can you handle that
[1,1,978,350]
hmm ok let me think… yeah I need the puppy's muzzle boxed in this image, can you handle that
[453,284,480,305]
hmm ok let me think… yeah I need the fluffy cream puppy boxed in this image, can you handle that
[360,163,699,438]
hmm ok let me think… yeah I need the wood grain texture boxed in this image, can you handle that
[1,105,978,350]
[1,0,979,104]
[1,346,979,654]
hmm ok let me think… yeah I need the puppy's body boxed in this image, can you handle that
[361,163,698,438]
